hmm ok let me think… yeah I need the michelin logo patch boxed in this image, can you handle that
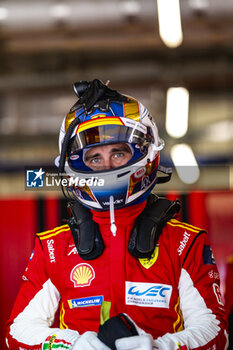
[68,295,104,308]
[126,282,172,308]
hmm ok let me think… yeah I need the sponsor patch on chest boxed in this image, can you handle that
[68,295,104,308]
[70,263,95,287]
[125,281,172,308]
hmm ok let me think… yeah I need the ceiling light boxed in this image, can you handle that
[157,0,183,48]
[49,4,71,19]
[171,144,200,184]
[120,1,141,16]
[166,87,189,138]
[230,167,233,190]
[205,120,233,143]
[0,7,8,21]
[188,0,209,10]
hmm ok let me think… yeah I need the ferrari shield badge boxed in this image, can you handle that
[139,245,159,269]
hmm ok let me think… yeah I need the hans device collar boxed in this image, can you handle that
[68,194,180,260]
[68,200,104,260]
[128,194,181,258]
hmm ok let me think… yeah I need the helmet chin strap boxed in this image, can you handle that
[109,196,117,236]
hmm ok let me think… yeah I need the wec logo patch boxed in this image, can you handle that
[125,282,172,308]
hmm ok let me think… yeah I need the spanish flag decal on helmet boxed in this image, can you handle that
[76,116,124,133]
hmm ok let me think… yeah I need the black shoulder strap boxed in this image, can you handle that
[68,200,104,260]
[128,194,181,258]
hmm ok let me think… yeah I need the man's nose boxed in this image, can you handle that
[103,157,114,170]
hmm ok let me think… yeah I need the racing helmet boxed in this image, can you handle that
[58,79,168,211]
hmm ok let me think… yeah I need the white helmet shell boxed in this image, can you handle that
[58,94,164,210]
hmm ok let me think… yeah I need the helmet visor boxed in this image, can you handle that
[69,124,149,155]
[67,119,153,172]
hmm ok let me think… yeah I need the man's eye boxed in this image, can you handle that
[90,158,100,164]
[113,153,123,158]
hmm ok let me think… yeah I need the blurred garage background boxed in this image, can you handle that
[0,0,233,347]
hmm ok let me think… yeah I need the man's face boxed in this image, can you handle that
[84,143,132,171]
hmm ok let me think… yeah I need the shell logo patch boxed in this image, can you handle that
[70,263,95,287]
[139,245,159,269]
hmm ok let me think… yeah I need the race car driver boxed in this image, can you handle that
[6,79,228,350]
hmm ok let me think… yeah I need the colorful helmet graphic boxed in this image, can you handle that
[58,79,168,211]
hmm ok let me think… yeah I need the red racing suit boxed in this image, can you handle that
[6,202,228,350]
[225,254,233,318]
